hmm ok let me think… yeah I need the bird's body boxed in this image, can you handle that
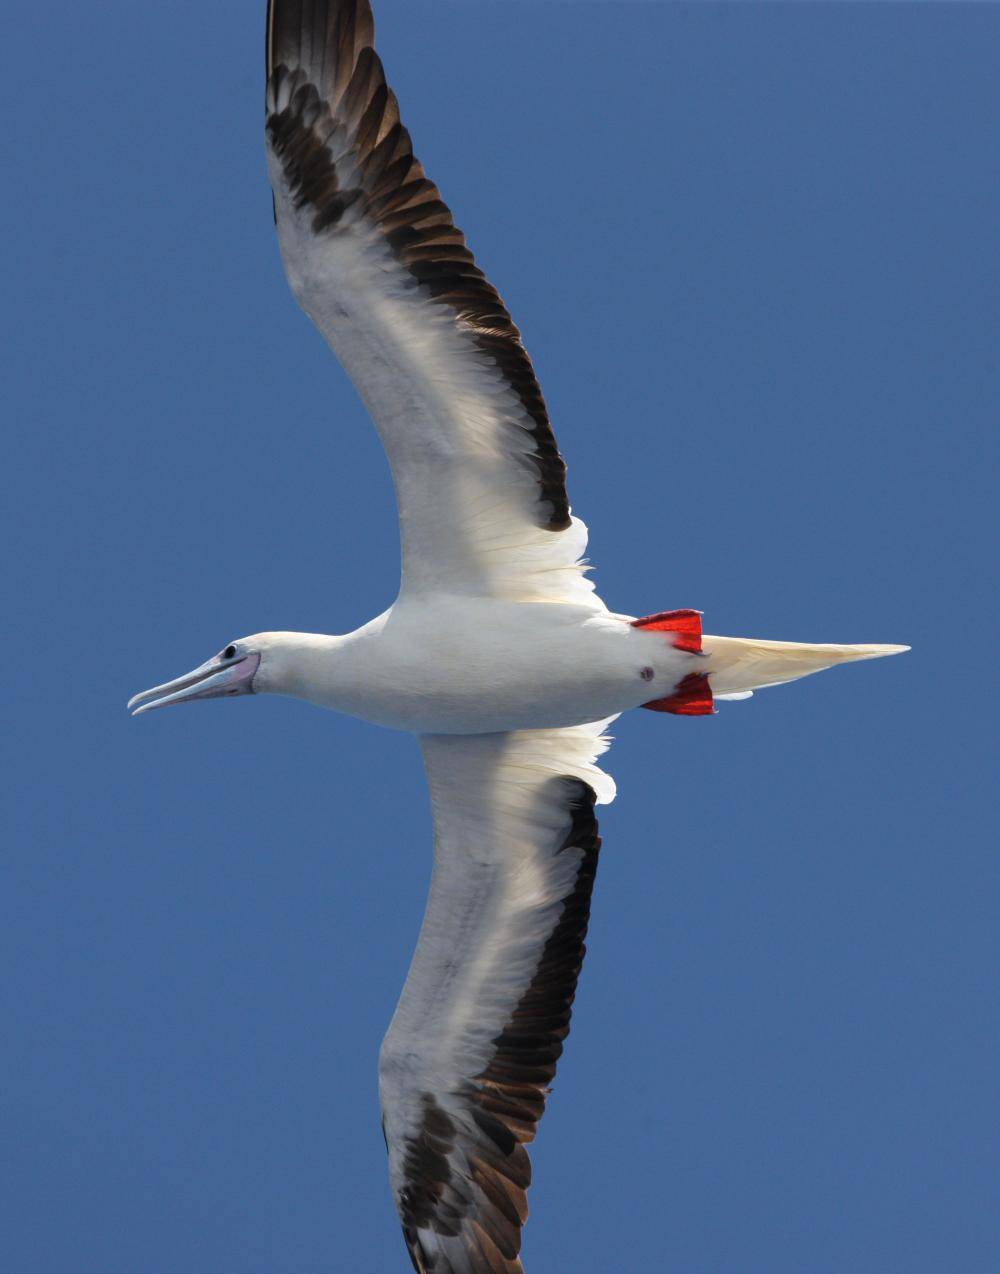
[129,2,908,1268]
[251,602,691,733]
[249,605,899,735]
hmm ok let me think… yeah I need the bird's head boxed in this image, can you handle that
[128,632,344,716]
[128,636,267,716]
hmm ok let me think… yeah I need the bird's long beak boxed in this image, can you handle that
[128,652,261,716]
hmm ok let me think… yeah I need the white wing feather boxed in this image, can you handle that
[265,2,603,608]
[379,720,615,1271]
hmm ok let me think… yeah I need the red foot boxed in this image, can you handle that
[632,609,714,714]
[641,673,714,716]
[630,608,703,654]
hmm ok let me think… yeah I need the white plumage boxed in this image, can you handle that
[128,3,907,1270]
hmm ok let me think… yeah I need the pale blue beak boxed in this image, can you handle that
[128,652,260,716]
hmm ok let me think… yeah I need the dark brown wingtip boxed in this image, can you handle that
[267,0,375,86]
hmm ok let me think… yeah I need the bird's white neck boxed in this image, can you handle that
[251,631,354,706]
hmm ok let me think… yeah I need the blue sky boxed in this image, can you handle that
[4,2,998,1271]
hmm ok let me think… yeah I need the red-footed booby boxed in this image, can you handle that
[128,3,908,1269]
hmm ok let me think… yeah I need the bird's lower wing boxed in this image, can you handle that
[265,0,602,608]
[380,722,617,1272]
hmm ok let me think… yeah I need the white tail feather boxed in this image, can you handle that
[702,635,909,698]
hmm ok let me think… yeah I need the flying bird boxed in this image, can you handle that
[129,2,908,1269]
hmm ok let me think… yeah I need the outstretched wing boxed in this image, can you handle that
[380,722,616,1272]
[265,0,602,608]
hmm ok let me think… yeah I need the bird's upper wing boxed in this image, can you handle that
[380,722,616,1273]
[265,0,602,608]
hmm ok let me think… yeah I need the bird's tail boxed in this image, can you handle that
[702,633,910,700]
[630,609,908,713]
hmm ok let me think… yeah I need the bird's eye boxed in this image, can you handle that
[223,644,237,660]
